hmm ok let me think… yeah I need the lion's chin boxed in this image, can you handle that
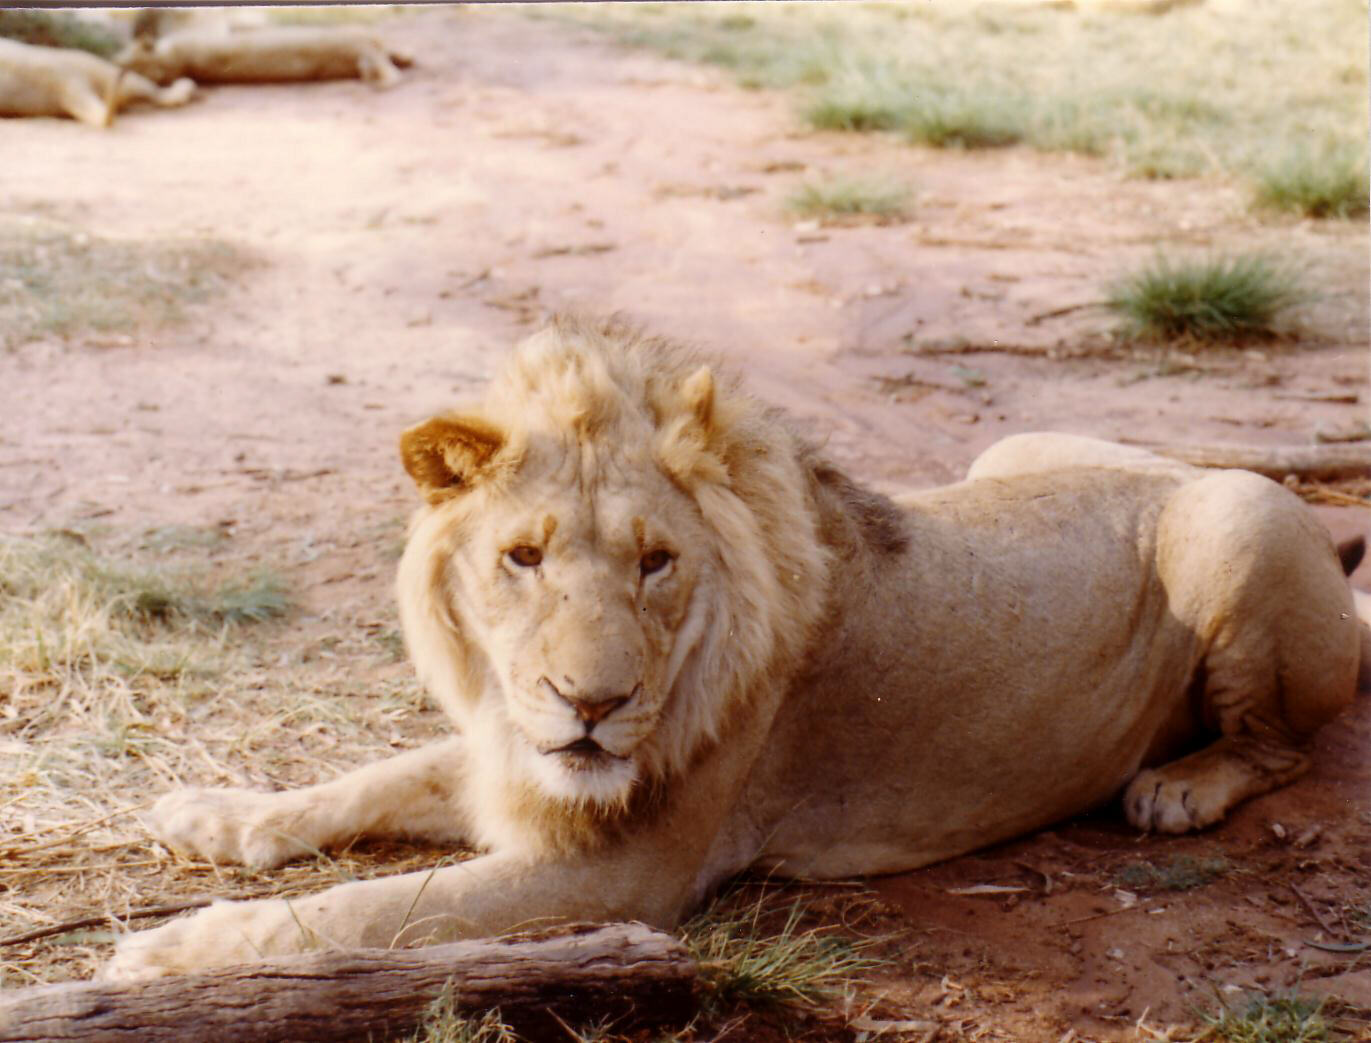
[525,743,639,808]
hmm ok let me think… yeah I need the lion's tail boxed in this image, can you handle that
[1338,536,1371,694]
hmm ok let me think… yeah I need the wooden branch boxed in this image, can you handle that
[0,923,697,1042]
[1136,442,1371,482]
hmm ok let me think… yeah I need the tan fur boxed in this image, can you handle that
[0,38,193,128]
[116,26,413,89]
[104,321,1365,980]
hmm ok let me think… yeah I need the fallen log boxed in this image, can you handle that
[0,922,697,1042]
[1139,442,1371,482]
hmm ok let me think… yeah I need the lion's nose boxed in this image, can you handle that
[541,679,638,729]
[565,693,631,727]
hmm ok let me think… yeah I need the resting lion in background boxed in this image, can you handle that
[116,25,414,89]
[105,316,1367,979]
[0,37,193,127]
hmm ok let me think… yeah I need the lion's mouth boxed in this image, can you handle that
[543,737,627,765]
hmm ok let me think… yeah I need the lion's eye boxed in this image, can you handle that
[507,545,543,568]
[640,549,673,576]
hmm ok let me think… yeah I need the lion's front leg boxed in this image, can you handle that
[103,848,689,981]
[146,737,469,868]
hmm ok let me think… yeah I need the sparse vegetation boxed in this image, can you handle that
[353,896,886,1039]
[1106,254,1305,344]
[1204,993,1329,1043]
[0,219,247,350]
[0,530,288,714]
[270,5,392,27]
[0,524,438,986]
[1350,900,1371,933]
[0,10,123,58]
[557,2,1368,186]
[787,176,911,223]
[1253,144,1370,219]
[405,987,516,1043]
[804,71,1029,150]
[1114,854,1230,892]
[901,90,1025,150]
[682,897,883,1014]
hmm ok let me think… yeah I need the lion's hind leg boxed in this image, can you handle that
[1127,471,1360,834]
[146,737,470,868]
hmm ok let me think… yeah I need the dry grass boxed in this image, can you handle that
[396,888,889,1042]
[0,217,248,351]
[684,894,885,1014]
[405,995,517,1043]
[1203,993,1330,1043]
[0,528,437,986]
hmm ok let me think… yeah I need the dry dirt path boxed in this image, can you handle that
[2,7,1369,1039]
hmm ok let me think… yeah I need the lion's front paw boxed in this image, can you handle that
[1124,768,1224,834]
[102,899,297,981]
[145,788,317,869]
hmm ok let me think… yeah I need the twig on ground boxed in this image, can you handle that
[1025,301,1106,326]
[0,803,151,858]
[0,898,213,947]
[1053,903,1155,928]
[1289,883,1343,940]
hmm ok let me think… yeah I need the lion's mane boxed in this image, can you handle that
[395,317,831,854]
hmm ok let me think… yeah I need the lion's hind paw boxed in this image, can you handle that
[1123,768,1217,833]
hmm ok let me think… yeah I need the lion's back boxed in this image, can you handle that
[738,468,1203,877]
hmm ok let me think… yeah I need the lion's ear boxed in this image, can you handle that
[657,365,725,484]
[399,415,505,505]
[681,365,715,433]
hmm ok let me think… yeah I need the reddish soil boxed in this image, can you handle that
[3,8,1368,1039]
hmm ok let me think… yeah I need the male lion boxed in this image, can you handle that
[0,37,193,128]
[105,317,1367,979]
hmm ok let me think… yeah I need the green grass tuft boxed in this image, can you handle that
[0,10,122,58]
[212,571,292,625]
[683,898,883,1013]
[803,63,915,132]
[1114,854,1230,892]
[904,90,1025,150]
[0,219,248,350]
[1204,993,1328,1043]
[1106,254,1305,344]
[1252,145,1370,219]
[787,176,911,222]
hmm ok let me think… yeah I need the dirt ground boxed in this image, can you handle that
[2,6,1369,1040]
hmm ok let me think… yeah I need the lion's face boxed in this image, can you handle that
[445,447,715,807]
[395,321,828,838]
